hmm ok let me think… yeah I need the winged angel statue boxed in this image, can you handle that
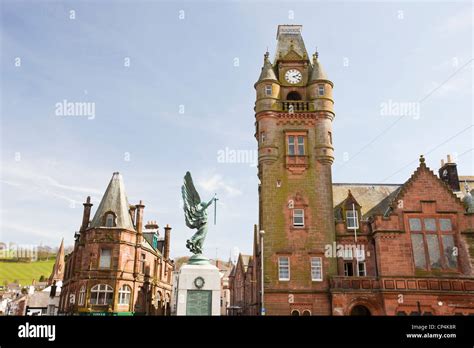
[182,172,217,255]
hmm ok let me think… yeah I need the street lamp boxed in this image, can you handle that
[259,230,265,316]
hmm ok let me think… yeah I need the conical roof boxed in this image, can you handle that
[90,172,135,230]
[257,52,278,83]
[310,52,329,82]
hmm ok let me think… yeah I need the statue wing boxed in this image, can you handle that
[181,171,202,229]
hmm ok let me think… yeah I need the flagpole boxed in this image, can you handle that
[214,194,217,225]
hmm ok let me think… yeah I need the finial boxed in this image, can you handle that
[264,50,269,61]
[419,155,425,164]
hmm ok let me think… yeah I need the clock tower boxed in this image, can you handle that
[255,25,336,315]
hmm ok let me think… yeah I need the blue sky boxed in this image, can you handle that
[1,0,472,260]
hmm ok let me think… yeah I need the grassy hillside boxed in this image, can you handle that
[0,259,55,286]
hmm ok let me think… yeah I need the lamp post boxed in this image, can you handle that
[259,230,265,316]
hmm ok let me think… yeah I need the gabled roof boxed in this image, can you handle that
[364,156,466,218]
[384,155,464,215]
[90,172,135,230]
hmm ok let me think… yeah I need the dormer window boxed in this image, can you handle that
[346,210,359,229]
[105,213,116,227]
[318,84,325,96]
[265,85,272,96]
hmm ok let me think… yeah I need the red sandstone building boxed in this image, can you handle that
[229,25,474,316]
[59,172,174,315]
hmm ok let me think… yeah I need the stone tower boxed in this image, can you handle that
[255,25,336,315]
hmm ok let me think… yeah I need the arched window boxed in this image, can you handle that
[78,285,86,306]
[302,310,311,316]
[156,291,162,307]
[105,212,116,227]
[291,309,300,316]
[286,91,301,101]
[90,284,113,305]
[118,285,132,305]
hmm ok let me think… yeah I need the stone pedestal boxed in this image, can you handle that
[176,262,221,316]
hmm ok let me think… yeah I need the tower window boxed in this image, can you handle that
[318,84,325,96]
[288,136,295,155]
[260,131,266,143]
[265,85,272,96]
[293,209,304,227]
[346,210,359,229]
[278,257,290,281]
[311,257,323,281]
[328,131,332,144]
[99,249,112,269]
[286,91,301,100]
[287,135,305,156]
[297,136,304,154]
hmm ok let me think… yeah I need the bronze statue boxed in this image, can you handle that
[182,172,217,257]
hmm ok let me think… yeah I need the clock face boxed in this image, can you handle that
[285,69,302,84]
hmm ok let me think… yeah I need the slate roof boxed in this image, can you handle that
[90,172,135,230]
[333,183,401,217]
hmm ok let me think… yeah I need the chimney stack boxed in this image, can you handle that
[439,154,460,192]
[164,224,171,260]
[135,200,145,235]
[81,196,93,231]
[129,205,136,225]
[145,220,159,231]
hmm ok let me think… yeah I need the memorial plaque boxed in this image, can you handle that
[186,290,211,316]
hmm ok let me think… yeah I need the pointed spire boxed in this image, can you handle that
[257,51,278,83]
[48,239,65,285]
[310,49,329,82]
[90,172,135,230]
